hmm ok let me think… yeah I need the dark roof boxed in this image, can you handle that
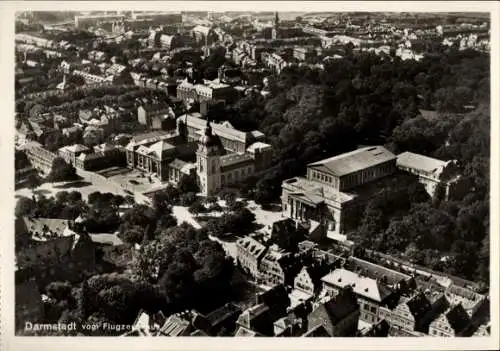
[205,303,242,328]
[405,292,432,319]
[319,287,359,324]
[445,304,471,334]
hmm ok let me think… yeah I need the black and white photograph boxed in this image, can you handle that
[2,1,498,350]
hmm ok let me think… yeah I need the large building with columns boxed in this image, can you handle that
[125,113,273,194]
[281,146,398,234]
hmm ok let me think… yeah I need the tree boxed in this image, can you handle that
[46,157,78,183]
[26,173,42,191]
[15,197,36,217]
[188,201,205,217]
[178,174,200,194]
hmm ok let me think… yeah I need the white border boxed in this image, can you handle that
[1,2,499,351]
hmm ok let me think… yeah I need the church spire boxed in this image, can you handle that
[275,12,279,27]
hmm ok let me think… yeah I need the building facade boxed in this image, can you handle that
[396,151,467,200]
[281,146,397,234]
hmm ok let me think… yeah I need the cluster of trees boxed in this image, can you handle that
[45,157,78,182]
[205,207,256,238]
[15,191,85,220]
[352,105,490,284]
[132,223,235,313]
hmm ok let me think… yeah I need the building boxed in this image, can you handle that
[293,47,317,61]
[184,115,272,196]
[396,151,467,200]
[294,263,332,297]
[306,286,360,337]
[75,14,125,29]
[176,80,237,104]
[236,236,267,278]
[428,303,471,337]
[58,144,90,166]
[73,70,114,86]
[24,141,58,175]
[378,292,434,333]
[125,130,192,182]
[281,146,397,234]
[137,103,175,130]
[258,245,292,286]
[15,217,95,270]
[126,113,272,195]
[321,268,399,323]
[236,284,290,336]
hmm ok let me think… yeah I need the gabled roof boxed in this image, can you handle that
[236,236,267,259]
[321,268,393,303]
[234,326,263,337]
[443,304,471,334]
[308,146,396,177]
[147,140,176,160]
[397,151,452,176]
[159,315,192,336]
[345,257,412,287]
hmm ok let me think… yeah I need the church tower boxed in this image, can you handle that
[196,118,222,196]
[272,12,279,40]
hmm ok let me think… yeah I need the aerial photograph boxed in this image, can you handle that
[13,9,491,338]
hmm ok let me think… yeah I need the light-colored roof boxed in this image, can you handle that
[308,146,396,177]
[147,140,175,160]
[159,315,191,336]
[169,158,188,170]
[181,114,249,143]
[236,236,267,259]
[397,151,451,175]
[321,268,392,302]
[192,25,211,36]
[63,144,89,153]
[246,142,271,153]
[20,217,76,242]
[282,177,354,204]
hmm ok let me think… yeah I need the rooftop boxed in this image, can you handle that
[283,177,354,204]
[321,268,393,303]
[180,114,249,143]
[397,151,452,175]
[308,146,396,177]
[220,153,254,169]
[236,236,267,258]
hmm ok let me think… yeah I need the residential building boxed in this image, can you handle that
[236,236,267,278]
[258,245,292,286]
[236,284,290,336]
[75,143,126,171]
[24,141,58,175]
[293,46,317,61]
[321,268,399,323]
[281,146,398,234]
[124,310,167,336]
[294,263,332,297]
[306,286,360,336]
[378,292,434,333]
[137,103,175,130]
[396,151,467,200]
[428,303,471,337]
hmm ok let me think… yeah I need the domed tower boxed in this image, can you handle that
[196,118,222,196]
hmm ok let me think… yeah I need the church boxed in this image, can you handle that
[125,112,273,196]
